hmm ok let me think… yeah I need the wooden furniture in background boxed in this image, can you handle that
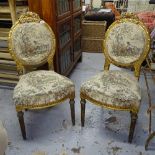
[28,0,82,75]
[150,0,155,4]
[8,0,16,24]
[144,69,155,150]
[0,0,28,86]
[82,20,107,52]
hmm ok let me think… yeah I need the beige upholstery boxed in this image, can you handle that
[81,70,141,110]
[105,22,146,64]
[11,22,53,66]
[0,121,8,155]
[80,14,151,143]
[9,12,76,139]
[14,70,75,106]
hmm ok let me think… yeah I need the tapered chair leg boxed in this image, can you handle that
[81,98,86,127]
[69,99,75,126]
[128,112,138,143]
[145,132,155,150]
[17,111,26,140]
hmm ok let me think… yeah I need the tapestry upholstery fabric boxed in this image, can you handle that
[81,70,141,110]
[105,22,146,64]
[11,22,53,66]
[0,121,8,155]
[13,70,75,106]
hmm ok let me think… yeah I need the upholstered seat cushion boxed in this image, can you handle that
[13,70,75,106]
[81,70,141,110]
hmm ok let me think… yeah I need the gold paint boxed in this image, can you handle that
[121,12,139,20]
[8,12,74,111]
[81,13,151,113]
[32,151,47,155]
[80,93,138,113]
[16,93,75,112]
[8,12,56,74]
[103,17,151,79]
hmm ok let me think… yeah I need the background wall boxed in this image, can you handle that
[92,0,102,8]
[84,0,155,11]
[85,0,91,4]
[128,0,155,12]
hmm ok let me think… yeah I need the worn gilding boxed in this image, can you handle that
[8,12,75,111]
[81,13,151,113]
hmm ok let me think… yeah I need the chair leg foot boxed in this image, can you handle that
[17,111,26,140]
[69,99,75,126]
[128,112,137,143]
[145,132,155,150]
[81,98,86,127]
[78,55,82,62]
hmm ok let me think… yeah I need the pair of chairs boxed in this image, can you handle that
[8,12,150,143]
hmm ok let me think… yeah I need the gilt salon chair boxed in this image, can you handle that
[80,13,151,143]
[8,12,75,139]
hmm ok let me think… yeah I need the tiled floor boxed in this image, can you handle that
[0,53,155,155]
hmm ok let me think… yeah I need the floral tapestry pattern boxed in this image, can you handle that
[105,22,146,64]
[13,70,75,105]
[12,22,53,66]
[81,70,141,110]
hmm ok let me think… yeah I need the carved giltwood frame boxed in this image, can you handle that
[8,12,56,75]
[8,12,75,139]
[103,14,151,78]
[81,13,151,113]
[8,12,75,112]
[80,13,151,143]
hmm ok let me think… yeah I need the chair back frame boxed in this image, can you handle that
[8,12,56,75]
[103,13,151,78]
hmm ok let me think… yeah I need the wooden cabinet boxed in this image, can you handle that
[28,0,82,76]
[0,0,28,86]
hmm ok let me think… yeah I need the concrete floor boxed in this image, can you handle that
[0,53,155,155]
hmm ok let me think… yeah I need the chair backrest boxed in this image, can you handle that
[9,12,56,74]
[103,13,151,78]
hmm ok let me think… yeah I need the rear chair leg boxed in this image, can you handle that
[145,132,155,150]
[17,111,26,140]
[69,99,75,125]
[128,112,138,143]
[81,98,86,127]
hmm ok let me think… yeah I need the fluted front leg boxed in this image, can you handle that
[81,98,86,127]
[17,111,26,140]
[69,99,75,126]
[128,111,138,143]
